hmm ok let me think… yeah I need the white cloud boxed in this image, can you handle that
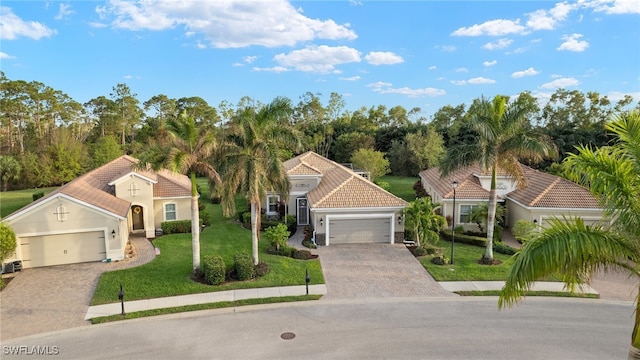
[483,60,497,67]
[455,67,468,73]
[365,51,404,65]
[438,45,456,52]
[55,3,75,20]
[540,77,580,89]
[591,0,640,14]
[428,65,437,70]
[243,56,257,64]
[512,67,540,78]
[339,76,361,81]
[273,45,361,73]
[557,33,589,52]
[96,0,357,48]
[0,6,57,40]
[483,38,513,50]
[368,82,445,98]
[468,77,496,84]
[0,51,15,59]
[526,2,573,30]
[252,66,289,73]
[451,19,527,36]
[450,80,467,86]
[608,91,640,102]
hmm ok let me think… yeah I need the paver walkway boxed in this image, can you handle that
[0,235,155,341]
[317,243,455,300]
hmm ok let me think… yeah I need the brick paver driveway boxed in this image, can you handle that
[0,236,154,341]
[317,243,456,300]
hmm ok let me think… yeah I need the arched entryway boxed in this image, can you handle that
[131,205,144,231]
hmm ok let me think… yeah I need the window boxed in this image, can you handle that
[459,205,479,224]
[164,203,177,221]
[54,204,68,222]
[128,182,140,197]
[267,195,280,214]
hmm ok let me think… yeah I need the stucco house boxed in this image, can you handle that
[419,163,607,232]
[272,151,409,246]
[2,155,192,269]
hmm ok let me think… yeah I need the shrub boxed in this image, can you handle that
[412,247,427,257]
[234,252,254,281]
[425,246,440,255]
[512,219,537,243]
[242,212,252,225]
[375,180,391,192]
[302,239,317,249]
[161,220,193,234]
[199,208,211,227]
[292,249,312,260]
[202,255,225,285]
[254,261,270,278]
[431,254,449,265]
[493,242,517,255]
[413,180,428,198]
[32,191,45,201]
[263,223,290,251]
[266,245,295,257]
[440,231,487,247]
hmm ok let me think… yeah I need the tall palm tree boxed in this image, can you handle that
[404,197,446,247]
[219,97,301,265]
[499,111,640,357]
[441,95,556,262]
[138,111,220,272]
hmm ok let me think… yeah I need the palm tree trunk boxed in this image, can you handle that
[190,173,200,272]
[250,202,259,265]
[485,167,497,261]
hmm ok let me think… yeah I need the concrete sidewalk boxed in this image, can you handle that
[85,284,327,320]
[440,281,599,294]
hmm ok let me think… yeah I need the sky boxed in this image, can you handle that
[1,0,639,119]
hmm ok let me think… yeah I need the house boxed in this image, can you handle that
[2,155,192,269]
[418,163,607,232]
[273,151,409,246]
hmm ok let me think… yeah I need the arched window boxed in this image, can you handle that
[129,182,140,197]
[54,204,68,222]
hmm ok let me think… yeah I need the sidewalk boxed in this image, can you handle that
[440,281,599,294]
[85,284,327,320]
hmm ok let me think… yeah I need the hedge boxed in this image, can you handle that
[202,255,225,285]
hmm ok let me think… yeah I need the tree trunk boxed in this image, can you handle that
[250,202,260,265]
[190,174,200,272]
[484,167,497,261]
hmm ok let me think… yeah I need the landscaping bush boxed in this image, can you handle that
[242,212,252,225]
[266,245,295,257]
[512,219,537,243]
[292,249,312,260]
[161,220,193,234]
[440,231,487,247]
[233,252,254,281]
[32,191,45,201]
[374,180,391,192]
[431,254,449,265]
[412,246,427,257]
[254,261,270,278]
[202,255,225,285]
[425,246,439,255]
[263,223,290,251]
[413,180,428,198]
[493,242,517,255]
[302,239,317,249]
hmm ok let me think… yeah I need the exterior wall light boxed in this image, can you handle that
[112,229,116,239]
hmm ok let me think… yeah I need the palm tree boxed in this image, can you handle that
[403,197,446,247]
[469,202,505,234]
[138,111,220,272]
[499,111,640,357]
[219,97,301,265]
[441,95,556,263]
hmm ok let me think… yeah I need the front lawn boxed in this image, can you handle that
[419,240,514,281]
[91,194,323,305]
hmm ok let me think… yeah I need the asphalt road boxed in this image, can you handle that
[1,297,633,360]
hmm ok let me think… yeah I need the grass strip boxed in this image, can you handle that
[455,290,599,299]
[90,294,323,324]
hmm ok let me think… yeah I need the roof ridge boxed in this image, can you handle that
[313,170,352,205]
[529,176,561,206]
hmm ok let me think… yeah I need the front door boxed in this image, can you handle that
[132,205,144,230]
[296,198,309,226]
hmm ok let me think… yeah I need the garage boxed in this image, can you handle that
[328,218,391,245]
[20,231,107,268]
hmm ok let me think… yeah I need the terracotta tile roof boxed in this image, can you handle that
[419,163,600,209]
[287,151,408,209]
[6,155,191,219]
[507,167,600,208]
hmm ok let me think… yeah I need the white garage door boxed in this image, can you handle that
[328,218,391,244]
[20,231,107,268]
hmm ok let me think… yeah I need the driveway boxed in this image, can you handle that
[0,235,155,341]
[317,243,455,300]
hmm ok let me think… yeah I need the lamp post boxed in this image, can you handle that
[451,181,458,265]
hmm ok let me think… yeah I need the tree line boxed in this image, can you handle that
[0,70,638,191]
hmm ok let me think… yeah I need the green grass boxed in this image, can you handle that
[0,187,57,218]
[420,240,515,281]
[379,175,418,202]
[90,295,323,324]
[455,290,598,298]
[91,189,324,305]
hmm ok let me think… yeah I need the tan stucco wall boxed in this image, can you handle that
[506,199,608,230]
[5,196,124,263]
[152,197,192,231]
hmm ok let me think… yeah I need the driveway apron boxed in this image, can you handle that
[317,243,455,300]
[0,235,155,341]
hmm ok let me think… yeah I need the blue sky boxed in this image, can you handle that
[1,1,639,118]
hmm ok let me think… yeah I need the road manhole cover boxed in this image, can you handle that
[280,332,296,340]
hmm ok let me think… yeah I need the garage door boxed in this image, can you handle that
[328,218,391,244]
[20,231,106,268]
